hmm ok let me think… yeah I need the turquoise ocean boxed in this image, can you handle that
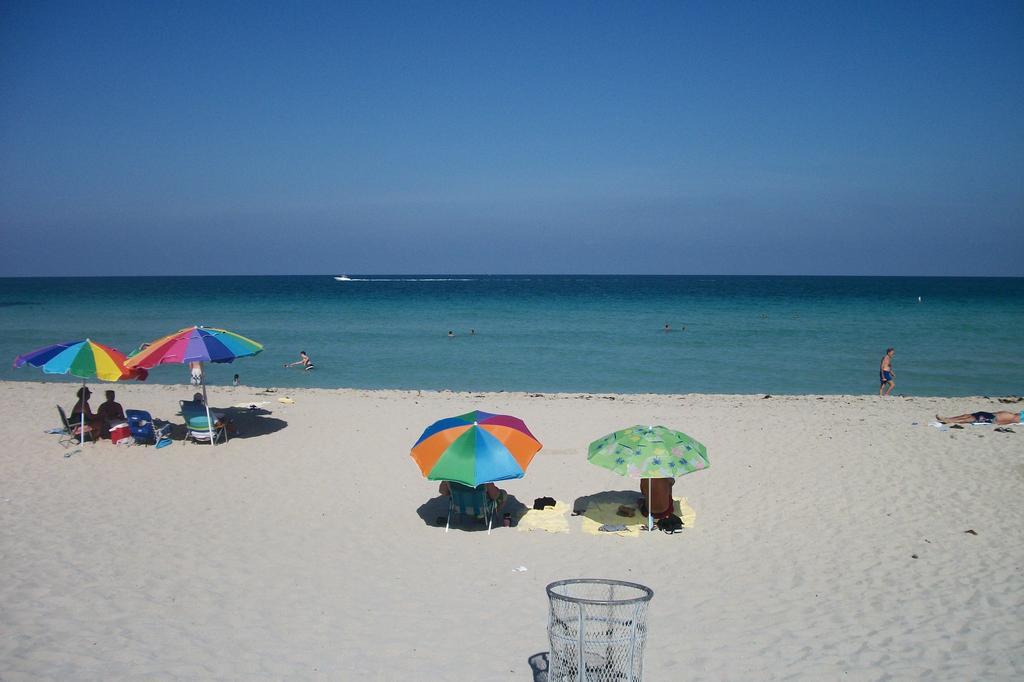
[1,275,1021,397]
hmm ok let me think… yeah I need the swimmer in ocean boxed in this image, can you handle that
[285,350,314,371]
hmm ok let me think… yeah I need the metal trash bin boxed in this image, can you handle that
[546,578,654,682]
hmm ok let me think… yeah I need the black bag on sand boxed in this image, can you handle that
[533,496,556,510]
[656,514,683,534]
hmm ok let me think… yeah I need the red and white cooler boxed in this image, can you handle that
[109,422,131,445]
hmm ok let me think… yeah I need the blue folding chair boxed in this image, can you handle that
[125,409,170,446]
[446,482,499,534]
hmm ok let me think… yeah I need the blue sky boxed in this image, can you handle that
[1,1,1021,276]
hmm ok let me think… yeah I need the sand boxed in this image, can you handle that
[1,380,1022,680]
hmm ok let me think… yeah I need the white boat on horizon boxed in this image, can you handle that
[334,275,352,281]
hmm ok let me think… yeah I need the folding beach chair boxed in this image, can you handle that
[187,425,226,444]
[57,405,95,447]
[180,400,227,445]
[125,409,170,446]
[446,482,499,534]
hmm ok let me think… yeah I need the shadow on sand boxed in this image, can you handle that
[571,489,642,514]
[570,489,650,528]
[156,406,288,442]
[528,652,550,681]
[415,493,529,532]
[219,406,288,440]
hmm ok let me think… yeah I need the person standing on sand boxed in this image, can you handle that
[879,348,895,396]
[189,361,204,386]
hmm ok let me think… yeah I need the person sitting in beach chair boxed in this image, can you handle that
[639,478,676,520]
[439,481,507,532]
[180,396,229,444]
[58,404,97,446]
[69,387,105,439]
[96,389,126,438]
[96,390,125,423]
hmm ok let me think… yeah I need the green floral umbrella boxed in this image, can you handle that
[588,425,709,529]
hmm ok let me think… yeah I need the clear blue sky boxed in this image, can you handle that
[1,1,1021,276]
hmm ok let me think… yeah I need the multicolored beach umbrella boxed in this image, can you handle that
[588,425,709,530]
[411,410,543,488]
[125,325,263,445]
[124,325,263,368]
[13,338,146,381]
[13,339,147,444]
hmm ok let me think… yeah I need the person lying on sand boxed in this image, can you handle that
[936,410,1022,425]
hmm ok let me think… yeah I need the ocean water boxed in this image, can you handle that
[1,275,1022,397]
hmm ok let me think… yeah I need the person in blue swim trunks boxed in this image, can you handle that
[936,410,1022,425]
[879,347,896,396]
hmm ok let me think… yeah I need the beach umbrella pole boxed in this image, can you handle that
[647,478,653,532]
[201,369,214,445]
[80,379,86,445]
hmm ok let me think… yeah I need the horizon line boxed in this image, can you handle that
[0,273,1022,280]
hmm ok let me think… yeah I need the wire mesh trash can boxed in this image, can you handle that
[546,578,654,682]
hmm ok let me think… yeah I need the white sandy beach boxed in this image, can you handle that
[1,380,1022,680]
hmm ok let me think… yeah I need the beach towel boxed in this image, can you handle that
[581,497,696,537]
[516,501,571,533]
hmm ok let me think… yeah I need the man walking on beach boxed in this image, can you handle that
[879,348,895,396]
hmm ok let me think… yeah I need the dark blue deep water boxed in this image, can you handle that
[2,275,1022,396]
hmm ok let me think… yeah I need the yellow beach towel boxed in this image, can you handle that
[517,501,571,533]
[581,497,696,537]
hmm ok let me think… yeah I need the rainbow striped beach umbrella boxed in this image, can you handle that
[411,410,542,488]
[124,325,263,368]
[13,339,147,444]
[125,325,263,445]
[14,339,145,381]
